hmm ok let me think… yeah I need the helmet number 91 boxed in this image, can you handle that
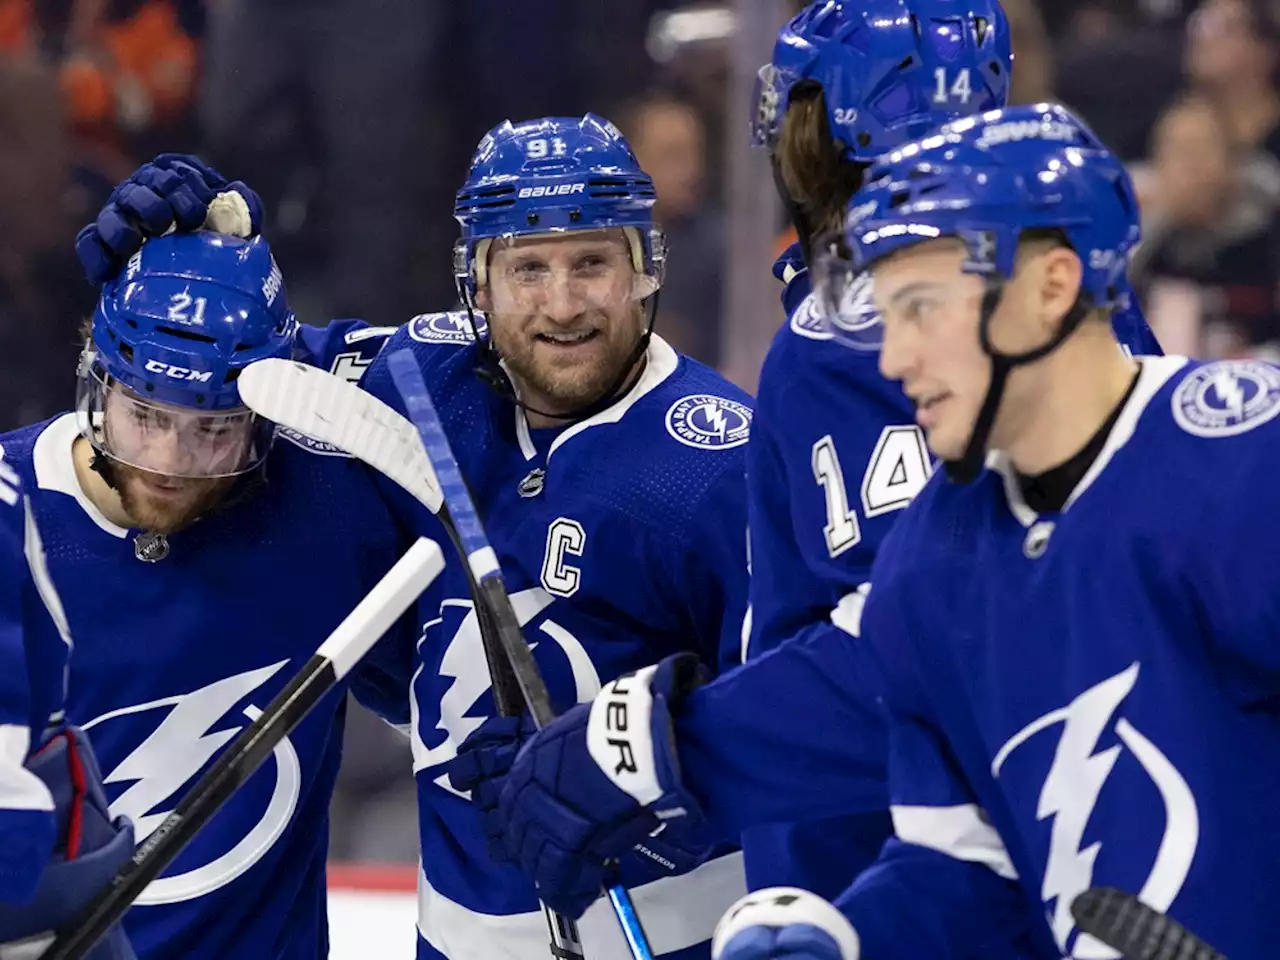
[527,137,568,159]
[933,67,973,105]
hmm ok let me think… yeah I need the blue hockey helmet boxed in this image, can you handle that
[453,113,667,308]
[819,103,1141,480]
[843,103,1138,310]
[77,231,297,478]
[753,0,1012,163]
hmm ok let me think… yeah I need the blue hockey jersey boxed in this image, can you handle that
[0,464,71,902]
[836,355,1280,959]
[0,321,414,960]
[358,315,752,960]
[742,246,1164,896]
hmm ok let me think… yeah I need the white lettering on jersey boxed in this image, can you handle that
[83,661,302,904]
[992,664,1198,958]
[412,588,600,795]
[541,518,586,597]
[328,351,372,384]
[811,436,861,557]
[860,425,932,518]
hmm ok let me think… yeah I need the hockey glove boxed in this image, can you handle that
[448,712,539,865]
[0,726,137,960]
[450,708,718,885]
[493,653,709,918]
[712,888,861,960]
[76,153,263,284]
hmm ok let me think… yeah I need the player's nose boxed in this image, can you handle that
[539,273,589,324]
[879,320,914,383]
[146,426,196,475]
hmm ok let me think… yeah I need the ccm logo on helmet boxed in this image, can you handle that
[517,183,586,199]
[144,360,213,382]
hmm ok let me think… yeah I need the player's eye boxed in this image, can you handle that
[903,297,939,324]
[130,407,166,431]
[197,422,234,440]
[510,261,550,283]
[576,254,609,271]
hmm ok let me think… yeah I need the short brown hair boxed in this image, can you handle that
[773,86,867,240]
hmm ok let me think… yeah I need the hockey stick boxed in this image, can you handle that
[236,357,585,959]
[1071,888,1227,960]
[235,358,525,716]
[386,348,655,960]
[41,537,445,960]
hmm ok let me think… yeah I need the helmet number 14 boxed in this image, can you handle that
[933,67,973,105]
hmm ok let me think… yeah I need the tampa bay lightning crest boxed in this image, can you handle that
[82,661,302,904]
[408,311,487,345]
[1172,360,1280,438]
[665,395,753,450]
[992,663,1198,959]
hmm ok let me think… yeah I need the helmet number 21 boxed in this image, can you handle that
[933,67,973,105]
[167,291,208,324]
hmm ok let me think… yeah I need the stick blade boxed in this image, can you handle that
[238,358,444,514]
[1071,888,1227,960]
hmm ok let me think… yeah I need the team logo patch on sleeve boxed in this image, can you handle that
[408,311,487,345]
[1172,359,1280,437]
[665,395,752,450]
[789,294,833,341]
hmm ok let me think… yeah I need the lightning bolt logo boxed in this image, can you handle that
[993,664,1199,958]
[88,661,289,840]
[697,402,729,442]
[1036,666,1136,951]
[411,588,600,796]
[1209,367,1245,422]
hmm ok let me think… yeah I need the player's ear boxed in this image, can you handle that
[1036,246,1084,334]
[474,285,492,312]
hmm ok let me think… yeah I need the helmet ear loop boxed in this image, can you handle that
[456,269,519,403]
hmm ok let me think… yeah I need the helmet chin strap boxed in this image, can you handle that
[944,278,1095,484]
[458,280,661,425]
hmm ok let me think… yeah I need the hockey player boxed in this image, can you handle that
[363,114,752,960]
[740,0,1162,901]
[85,116,755,959]
[1,226,415,960]
[481,103,1278,959]
[0,469,136,959]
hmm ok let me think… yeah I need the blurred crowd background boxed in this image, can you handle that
[4,0,1280,863]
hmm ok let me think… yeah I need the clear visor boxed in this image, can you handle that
[76,366,274,479]
[481,231,660,316]
[750,63,789,149]
[810,231,885,351]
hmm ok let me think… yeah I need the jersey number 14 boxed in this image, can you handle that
[811,426,932,557]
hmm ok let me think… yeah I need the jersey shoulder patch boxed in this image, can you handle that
[790,272,879,345]
[407,311,487,346]
[276,427,353,459]
[788,293,833,341]
[664,393,753,451]
[1171,359,1280,438]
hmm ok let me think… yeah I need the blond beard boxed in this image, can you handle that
[114,465,237,534]
[490,303,647,414]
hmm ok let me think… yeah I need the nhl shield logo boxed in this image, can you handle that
[1172,359,1280,437]
[408,311,487,345]
[665,395,752,450]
